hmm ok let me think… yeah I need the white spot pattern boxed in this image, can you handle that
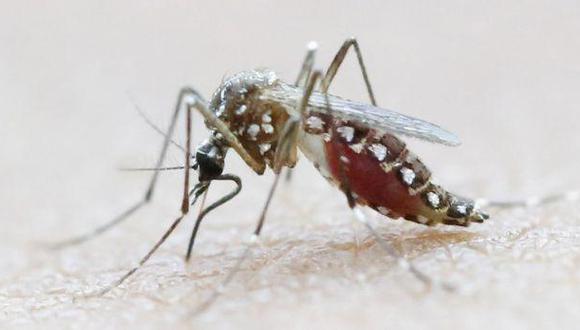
[377,206,390,216]
[368,143,387,161]
[349,143,364,153]
[455,204,467,215]
[426,192,440,208]
[417,216,429,224]
[336,126,354,142]
[217,104,226,116]
[236,105,247,115]
[259,143,271,154]
[247,124,260,140]
[262,112,272,123]
[262,124,274,134]
[306,116,324,130]
[400,167,416,186]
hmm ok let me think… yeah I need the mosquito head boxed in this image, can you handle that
[195,136,227,182]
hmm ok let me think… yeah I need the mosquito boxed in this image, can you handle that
[54,38,577,315]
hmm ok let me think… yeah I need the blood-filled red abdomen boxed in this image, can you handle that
[300,116,488,227]
[325,137,426,220]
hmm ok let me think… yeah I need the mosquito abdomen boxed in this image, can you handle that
[302,114,488,226]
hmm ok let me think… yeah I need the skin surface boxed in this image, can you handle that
[1,1,580,329]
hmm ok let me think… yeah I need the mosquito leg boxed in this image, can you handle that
[286,41,318,181]
[185,174,242,261]
[318,39,442,288]
[317,55,449,291]
[351,207,453,291]
[272,70,324,179]
[331,134,449,291]
[478,190,580,209]
[97,173,243,296]
[321,37,377,106]
[189,173,281,317]
[294,41,318,87]
[52,87,204,249]
[96,183,209,296]
[189,71,324,318]
[194,99,265,175]
[91,96,204,295]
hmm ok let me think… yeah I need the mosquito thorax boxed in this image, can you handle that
[209,70,279,119]
[207,70,291,168]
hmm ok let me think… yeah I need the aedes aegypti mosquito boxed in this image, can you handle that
[55,38,577,314]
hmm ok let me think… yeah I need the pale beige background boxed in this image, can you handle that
[2,1,580,329]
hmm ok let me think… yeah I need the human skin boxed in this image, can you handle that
[1,1,580,329]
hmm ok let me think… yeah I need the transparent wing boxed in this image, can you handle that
[264,84,461,146]
[308,92,461,146]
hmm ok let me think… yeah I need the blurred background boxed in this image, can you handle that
[1,1,580,329]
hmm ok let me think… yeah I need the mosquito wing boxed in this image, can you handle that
[308,92,461,146]
[264,84,461,146]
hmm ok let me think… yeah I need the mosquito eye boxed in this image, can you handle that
[196,144,224,181]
